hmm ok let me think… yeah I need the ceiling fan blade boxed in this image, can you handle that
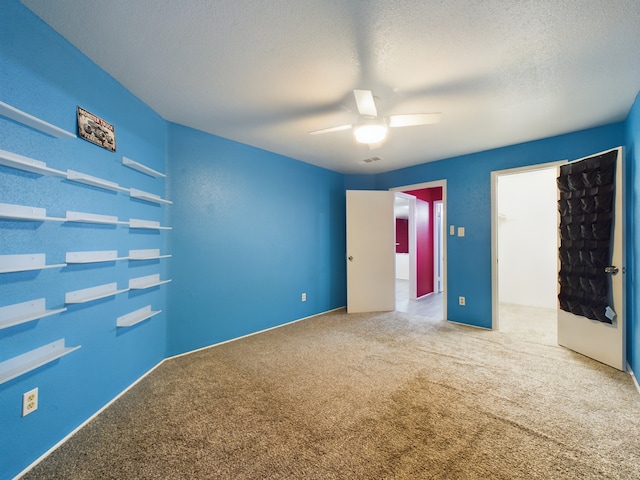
[388,113,441,128]
[353,89,378,117]
[309,124,353,135]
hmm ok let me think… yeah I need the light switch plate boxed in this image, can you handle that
[458,227,465,237]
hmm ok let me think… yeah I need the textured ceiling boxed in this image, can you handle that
[21,0,640,174]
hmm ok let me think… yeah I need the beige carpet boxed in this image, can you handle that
[23,306,640,479]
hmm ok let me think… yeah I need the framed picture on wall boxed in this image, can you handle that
[77,106,116,152]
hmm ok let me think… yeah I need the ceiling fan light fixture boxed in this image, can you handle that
[354,118,388,144]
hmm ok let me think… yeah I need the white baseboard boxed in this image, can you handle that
[446,318,492,330]
[630,367,640,396]
[15,358,166,479]
[166,306,346,360]
[16,306,346,479]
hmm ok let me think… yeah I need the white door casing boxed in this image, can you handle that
[491,160,568,331]
[434,201,444,293]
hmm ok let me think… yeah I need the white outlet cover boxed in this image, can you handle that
[458,227,465,237]
[22,387,38,416]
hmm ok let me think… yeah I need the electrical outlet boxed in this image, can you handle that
[459,296,466,306]
[301,293,307,302]
[22,387,38,417]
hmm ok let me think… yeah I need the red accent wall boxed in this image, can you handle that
[404,187,443,297]
[395,218,409,253]
[414,199,431,296]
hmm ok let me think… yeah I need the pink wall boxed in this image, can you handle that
[395,218,409,253]
[404,187,443,297]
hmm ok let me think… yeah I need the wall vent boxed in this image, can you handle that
[362,156,381,164]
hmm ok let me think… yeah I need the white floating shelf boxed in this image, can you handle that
[122,157,166,178]
[65,282,129,304]
[0,254,66,274]
[65,250,126,264]
[66,170,129,193]
[0,299,66,330]
[0,203,65,222]
[128,249,172,260]
[65,210,128,225]
[129,188,172,205]
[117,305,161,328]
[0,100,76,139]
[129,274,172,290]
[0,148,65,176]
[128,218,172,230]
[0,339,80,385]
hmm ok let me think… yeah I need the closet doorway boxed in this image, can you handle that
[491,162,562,340]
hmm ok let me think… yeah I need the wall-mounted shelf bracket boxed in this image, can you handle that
[122,157,166,178]
[0,203,65,222]
[0,149,65,176]
[65,210,128,225]
[0,254,66,274]
[116,305,161,327]
[66,170,129,193]
[128,249,172,260]
[0,299,66,330]
[0,339,80,385]
[128,218,172,230]
[129,274,172,290]
[129,188,172,205]
[65,250,126,264]
[65,282,129,304]
[0,100,76,139]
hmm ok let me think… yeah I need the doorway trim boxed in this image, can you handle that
[394,192,418,299]
[434,200,444,294]
[490,160,567,330]
[391,179,447,321]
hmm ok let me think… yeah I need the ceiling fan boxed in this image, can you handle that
[309,89,441,147]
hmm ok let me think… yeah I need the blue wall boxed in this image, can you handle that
[0,2,168,478]
[166,123,347,355]
[1,1,638,478]
[625,92,640,375]
[373,124,626,328]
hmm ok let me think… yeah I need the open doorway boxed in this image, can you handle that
[491,163,561,341]
[392,180,447,321]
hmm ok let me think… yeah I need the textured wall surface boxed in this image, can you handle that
[166,123,347,356]
[625,91,640,375]
[0,2,168,478]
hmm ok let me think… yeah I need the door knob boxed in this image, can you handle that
[605,266,619,275]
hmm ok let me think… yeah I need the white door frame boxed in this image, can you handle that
[391,180,447,321]
[434,200,444,293]
[490,160,567,330]
[394,191,417,299]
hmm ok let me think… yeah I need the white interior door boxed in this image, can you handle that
[346,190,395,313]
[557,147,625,371]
